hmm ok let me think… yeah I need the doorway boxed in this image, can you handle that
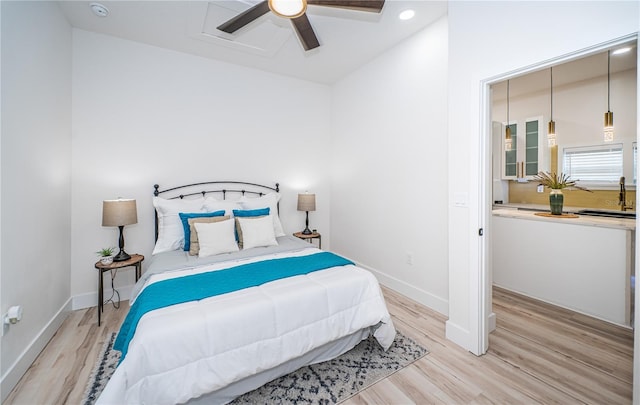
[479,33,639,385]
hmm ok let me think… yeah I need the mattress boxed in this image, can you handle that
[97,237,395,404]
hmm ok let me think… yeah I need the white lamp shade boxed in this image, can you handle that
[102,199,138,226]
[297,193,316,212]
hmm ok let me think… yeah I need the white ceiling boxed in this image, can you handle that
[492,43,637,101]
[58,0,448,84]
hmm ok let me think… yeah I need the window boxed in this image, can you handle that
[562,144,623,184]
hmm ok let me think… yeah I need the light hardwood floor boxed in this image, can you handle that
[5,286,633,404]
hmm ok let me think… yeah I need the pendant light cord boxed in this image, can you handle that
[550,67,553,121]
[506,80,510,125]
[607,50,611,111]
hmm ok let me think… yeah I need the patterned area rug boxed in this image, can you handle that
[83,331,428,405]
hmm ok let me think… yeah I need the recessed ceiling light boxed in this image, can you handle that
[612,47,632,56]
[399,9,415,21]
[90,2,109,18]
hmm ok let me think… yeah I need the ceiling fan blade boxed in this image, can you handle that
[217,1,270,33]
[291,14,320,51]
[307,0,385,13]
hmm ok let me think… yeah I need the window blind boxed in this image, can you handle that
[562,144,623,183]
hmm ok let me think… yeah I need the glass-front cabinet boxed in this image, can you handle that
[502,116,546,180]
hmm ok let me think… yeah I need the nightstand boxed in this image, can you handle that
[94,254,144,326]
[293,231,322,249]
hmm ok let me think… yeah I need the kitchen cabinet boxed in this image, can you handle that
[502,116,547,180]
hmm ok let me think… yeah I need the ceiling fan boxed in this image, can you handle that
[217,0,385,51]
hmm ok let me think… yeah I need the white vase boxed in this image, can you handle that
[100,256,114,265]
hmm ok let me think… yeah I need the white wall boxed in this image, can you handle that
[0,2,72,400]
[71,30,332,302]
[330,18,449,314]
[448,1,639,354]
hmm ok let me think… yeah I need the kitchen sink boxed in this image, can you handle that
[577,209,636,219]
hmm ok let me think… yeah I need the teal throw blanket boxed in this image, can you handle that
[114,252,353,360]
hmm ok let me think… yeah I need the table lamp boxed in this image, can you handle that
[102,198,137,262]
[297,193,316,235]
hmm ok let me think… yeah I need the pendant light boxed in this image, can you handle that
[505,80,512,151]
[604,50,614,142]
[548,67,557,147]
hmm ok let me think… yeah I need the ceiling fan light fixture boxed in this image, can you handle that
[268,0,307,19]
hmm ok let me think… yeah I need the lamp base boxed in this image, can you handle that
[301,211,312,235]
[113,250,131,262]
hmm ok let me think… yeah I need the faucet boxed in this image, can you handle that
[619,176,633,211]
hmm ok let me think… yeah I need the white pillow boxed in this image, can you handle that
[153,197,205,255]
[237,216,278,250]
[194,219,239,257]
[203,196,242,217]
[238,193,285,237]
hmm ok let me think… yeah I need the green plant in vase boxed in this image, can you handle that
[96,247,116,264]
[533,172,591,215]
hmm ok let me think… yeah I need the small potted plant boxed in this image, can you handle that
[533,171,591,215]
[97,247,116,265]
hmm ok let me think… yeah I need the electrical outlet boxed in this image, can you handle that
[537,185,544,193]
[406,252,413,265]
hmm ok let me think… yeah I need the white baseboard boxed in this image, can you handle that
[351,260,449,316]
[1,297,72,403]
[72,284,134,311]
[445,319,470,350]
[488,312,496,333]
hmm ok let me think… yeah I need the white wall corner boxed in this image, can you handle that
[0,298,72,402]
[354,260,449,316]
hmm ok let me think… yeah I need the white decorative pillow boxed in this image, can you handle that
[188,215,230,256]
[153,197,205,255]
[203,196,242,217]
[194,219,239,257]
[238,193,285,237]
[237,216,278,250]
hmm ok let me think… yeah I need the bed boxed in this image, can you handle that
[96,181,396,405]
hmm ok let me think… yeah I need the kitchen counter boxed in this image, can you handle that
[492,207,635,230]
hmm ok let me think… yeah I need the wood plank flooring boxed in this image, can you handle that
[5,286,633,404]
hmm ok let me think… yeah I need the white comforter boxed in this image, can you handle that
[97,248,395,405]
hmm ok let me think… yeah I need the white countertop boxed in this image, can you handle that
[492,207,636,230]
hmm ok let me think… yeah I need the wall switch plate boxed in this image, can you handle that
[453,192,468,207]
[406,252,413,265]
[537,185,544,193]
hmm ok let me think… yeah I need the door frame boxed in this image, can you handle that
[476,33,638,358]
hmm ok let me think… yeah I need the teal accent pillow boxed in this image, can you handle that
[179,210,225,251]
[232,208,270,217]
